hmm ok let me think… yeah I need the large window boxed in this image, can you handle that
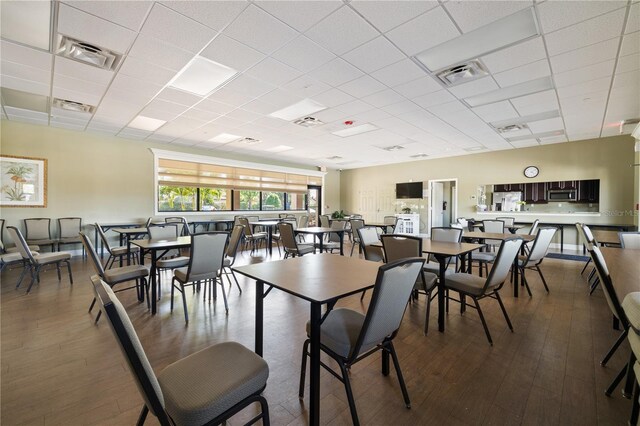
[261,192,284,210]
[200,188,230,211]
[238,190,261,211]
[158,185,197,212]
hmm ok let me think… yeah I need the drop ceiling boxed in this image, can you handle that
[0,0,638,169]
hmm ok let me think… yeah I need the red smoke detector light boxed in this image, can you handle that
[344,120,354,125]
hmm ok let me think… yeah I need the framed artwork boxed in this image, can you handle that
[0,155,47,207]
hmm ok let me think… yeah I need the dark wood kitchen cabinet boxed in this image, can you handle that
[523,182,548,204]
[548,180,577,190]
[494,183,524,192]
[575,179,600,202]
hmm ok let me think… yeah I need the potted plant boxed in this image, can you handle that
[401,207,411,214]
[331,210,345,219]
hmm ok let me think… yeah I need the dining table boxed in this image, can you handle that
[249,220,280,256]
[470,223,525,234]
[131,236,192,314]
[592,230,622,246]
[190,219,235,233]
[93,222,142,258]
[112,227,149,265]
[295,226,346,255]
[232,254,381,426]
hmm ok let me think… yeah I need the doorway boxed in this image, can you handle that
[307,185,321,226]
[428,179,458,234]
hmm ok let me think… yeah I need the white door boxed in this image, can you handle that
[432,182,444,228]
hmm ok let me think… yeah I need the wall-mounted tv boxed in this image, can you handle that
[396,182,423,199]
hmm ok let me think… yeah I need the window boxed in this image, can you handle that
[237,190,260,210]
[262,192,284,210]
[286,193,306,210]
[158,185,197,212]
[199,188,231,211]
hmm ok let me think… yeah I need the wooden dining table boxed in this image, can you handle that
[249,220,280,256]
[593,230,622,246]
[232,254,381,426]
[295,226,345,255]
[112,227,149,265]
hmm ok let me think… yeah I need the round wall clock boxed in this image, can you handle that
[524,166,539,178]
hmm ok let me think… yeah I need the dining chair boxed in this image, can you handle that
[272,218,296,256]
[319,214,330,228]
[622,292,640,425]
[277,222,315,258]
[383,215,397,233]
[381,234,438,334]
[319,220,346,253]
[91,276,270,426]
[57,217,84,257]
[221,225,245,294]
[298,215,309,229]
[516,227,557,296]
[298,257,426,426]
[0,218,4,246]
[171,232,229,323]
[0,239,34,274]
[444,236,523,345]
[7,226,73,293]
[164,216,190,236]
[575,223,593,275]
[423,227,463,275]
[581,224,601,292]
[148,224,190,294]
[523,219,540,254]
[23,218,57,252]
[471,219,504,277]
[496,217,515,227]
[237,217,266,254]
[349,219,365,256]
[80,232,149,324]
[619,232,640,249]
[96,223,140,269]
[357,226,385,263]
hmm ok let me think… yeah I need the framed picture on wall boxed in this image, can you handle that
[0,155,47,208]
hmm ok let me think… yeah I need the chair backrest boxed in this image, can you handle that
[351,258,426,360]
[351,214,363,219]
[91,276,169,422]
[457,218,468,228]
[496,217,515,227]
[246,215,259,224]
[277,222,298,253]
[483,220,504,247]
[24,218,51,240]
[148,223,180,239]
[619,232,640,249]
[298,215,309,228]
[278,213,287,218]
[226,225,244,259]
[6,226,35,263]
[145,217,153,227]
[186,232,228,281]
[319,215,330,228]
[380,234,421,262]
[350,219,365,243]
[96,223,114,252]
[582,224,595,244]
[58,217,82,238]
[0,218,4,244]
[431,227,462,243]
[233,215,244,228]
[484,236,524,291]
[357,227,384,262]
[589,245,627,325]
[237,217,253,238]
[329,220,346,242]
[283,218,297,230]
[392,218,403,234]
[529,219,540,236]
[165,216,189,236]
[525,227,557,263]
[383,216,396,225]
[79,232,106,277]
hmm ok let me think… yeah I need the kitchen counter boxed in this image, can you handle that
[476,211,601,217]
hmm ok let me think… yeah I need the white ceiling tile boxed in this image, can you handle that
[160,1,248,31]
[52,86,102,106]
[141,98,189,121]
[53,73,108,96]
[222,75,275,99]
[381,100,422,116]
[527,117,564,133]
[385,6,460,56]
[305,6,378,56]
[509,140,540,148]
[50,121,86,131]
[1,75,50,97]
[554,60,615,88]
[444,1,532,33]
[271,36,336,73]
[257,88,303,109]
[63,1,153,31]
[308,58,364,87]
[128,34,193,71]
[4,106,49,120]
[413,90,457,109]
[341,36,405,73]
[338,75,387,98]
[350,1,439,33]
[224,108,262,123]
[57,3,136,53]
[1,61,50,84]
[556,77,611,99]
[6,115,49,126]
[179,107,220,123]
[118,57,175,86]
[350,108,392,124]
[197,98,235,115]
[240,98,279,115]
[311,88,355,108]
[617,53,640,74]
[156,87,202,106]
[207,86,255,106]
[613,69,640,91]
[200,34,266,72]
[470,101,518,122]
[245,58,302,86]
[549,38,619,74]
[335,99,376,115]
[538,135,568,145]
[447,77,499,99]
[627,3,640,34]
[1,41,52,71]
[256,1,342,32]
[559,89,609,110]
[393,76,443,98]
[537,0,626,34]
[281,75,331,98]
[312,108,347,123]
[544,8,626,57]
[493,59,551,88]
[223,5,298,54]
[54,56,113,85]
[370,59,425,87]
[620,32,640,57]
[510,89,559,115]
[361,89,405,108]
[481,37,546,73]
[140,3,216,53]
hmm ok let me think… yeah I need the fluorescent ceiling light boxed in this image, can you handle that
[506,129,565,142]
[1,1,51,50]
[415,8,539,72]
[128,115,166,131]
[464,146,488,152]
[332,123,379,137]
[490,110,560,129]
[464,76,554,107]
[209,133,241,143]
[269,99,327,121]
[266,145,294,153]
[168,56,237,96]
[1,88,49,112]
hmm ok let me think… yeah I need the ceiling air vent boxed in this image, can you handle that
[293,116,325,127]
[495,124,529,133]
[53,98,95,113]
[240,137,261,145]
[436,61,488,87]
[382,145,405,152]
[410,153,429,158]
[57,36,120,70]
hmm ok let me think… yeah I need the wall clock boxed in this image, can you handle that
[524,166,539,178]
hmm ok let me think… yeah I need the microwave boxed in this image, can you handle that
[548,190,576,201]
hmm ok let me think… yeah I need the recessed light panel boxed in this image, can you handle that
[464,76,554,107]
[490,110,560,129]
[415,8,539,72]
[169,56,237,96]
[1,88,49,113]
[128,115,167,131]
[1,1,51,50]
[332,123,379,137]
[266,145,294,153]
[209,133,241,143]
[464,146,488,152]
[506,129,564,142]
[269,99,327,121]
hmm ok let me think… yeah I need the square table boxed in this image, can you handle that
[93,222,141,258]
[249,220,280,256]
[592,230,622,246]
[295,227,346,255]
[232,254,381,426]
[111,227,149,265]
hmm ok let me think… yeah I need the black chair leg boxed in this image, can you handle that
[495,291,513,331]
[338,361,360,426]
[89,297,97,313]
[181,286,189,323]
[219,278,229,314]
[631,381,639,426]
[95,310,102,324]
[299,339,309,398]
[16,264,29,288]
[258,395,271,426]
[388,342,411,408]
[580,258,591,275]
[535,266,549,292]
[606,363,628,396]
[520,269,533,297]
[473,296,493,345]
[66,260,73,284]
[601,330,628,366]
[136,405,149,426]
[424,291,431,335]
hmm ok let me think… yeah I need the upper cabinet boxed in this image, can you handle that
[491,179,599,204]
[548,180,578,190]
[523,182,548,204]
[576,179,600,202]
[494,183,524,192]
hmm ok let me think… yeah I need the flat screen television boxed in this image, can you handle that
[396,182,423,199]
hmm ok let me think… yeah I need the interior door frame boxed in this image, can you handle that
[307,185,322,226]
[427,178,458,235]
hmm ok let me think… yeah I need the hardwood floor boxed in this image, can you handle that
[1,244,632,425]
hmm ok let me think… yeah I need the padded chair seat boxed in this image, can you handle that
[629,329,640,358]
[1,252,24,264]
[157,256,190,269]
[26,238,57,246]
[364,246,385,262]
[294,244,315,256]
[59,236,82,243]
[103,265,149,285]
[111,246,140,256]
[247,233,267,240]
[6,245,39,253]
[471,252,496,262]
[306,308,365,358]
[622,292,640,330]
[444,272,493,297]
[174,266,216,283]
[422,262,455,275]
[157,341,269,426]
[33,251,71,264]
